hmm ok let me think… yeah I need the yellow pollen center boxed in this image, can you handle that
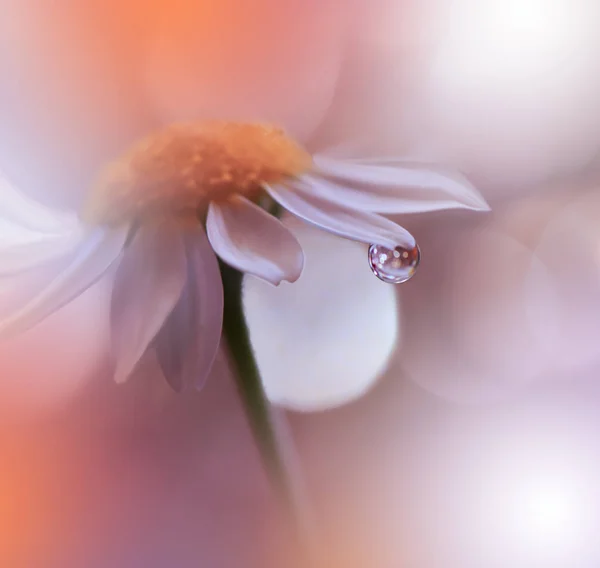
[82,121,313,226]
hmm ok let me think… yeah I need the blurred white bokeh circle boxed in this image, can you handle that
[243,216,399,411]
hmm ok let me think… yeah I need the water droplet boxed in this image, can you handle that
[368,244,420,284]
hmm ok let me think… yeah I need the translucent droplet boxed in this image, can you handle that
[368,244,420,284]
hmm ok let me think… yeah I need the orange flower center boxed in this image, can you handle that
[82,121,313,226]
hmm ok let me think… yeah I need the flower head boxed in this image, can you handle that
[83,120,488,286]
[82,122,313,227]
[0,120,489,391]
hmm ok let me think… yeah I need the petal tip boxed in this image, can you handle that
[284,253,305,284]
[263,273,286,287]
[192,368,212,391]
[468,193,492,212]
[257,264,301,286]
[448,193,491,213]
[112,369,130,385]
[285,270,303,284]
[112,356,136,385]
[458,183,491,212]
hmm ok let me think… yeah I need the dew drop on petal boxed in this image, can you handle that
[368,244,420,284]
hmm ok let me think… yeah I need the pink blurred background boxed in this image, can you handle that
[2,0,600,566]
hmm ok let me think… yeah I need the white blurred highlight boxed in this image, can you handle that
[438,0,581,81]
[357,397,600,568]
[345,0,600,195]
[243,216,399,411]
[421,0,600,190]
[471,427,598,566]
[512,478,581,547]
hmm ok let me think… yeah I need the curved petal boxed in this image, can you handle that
[0,231,88,276]
[0,226,128,338]
[206,196,304,285]
[0,171,79,234]
[156,227,223,391]
[311,155,490,213]
[265,183,415,250]
[111,224,187,384]
[0,172,88,275]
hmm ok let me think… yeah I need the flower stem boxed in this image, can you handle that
[219,261,317,560]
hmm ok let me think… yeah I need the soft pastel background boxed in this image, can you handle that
[2,0,600,566]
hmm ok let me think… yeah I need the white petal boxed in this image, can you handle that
[311,155,490,213]
[243,216,399,411]
[0,172,87,274]
[0,171,79,234]
[265,183,415,249]
[206,196,304,285]
[111,224,187,384]
[0,231,88,276]
[0,226,127,338]
[156,227,223,391]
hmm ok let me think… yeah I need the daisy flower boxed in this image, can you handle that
[0,120,489,390]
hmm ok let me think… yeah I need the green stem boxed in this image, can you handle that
[219,262,320,566]
[219,261,295,505]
